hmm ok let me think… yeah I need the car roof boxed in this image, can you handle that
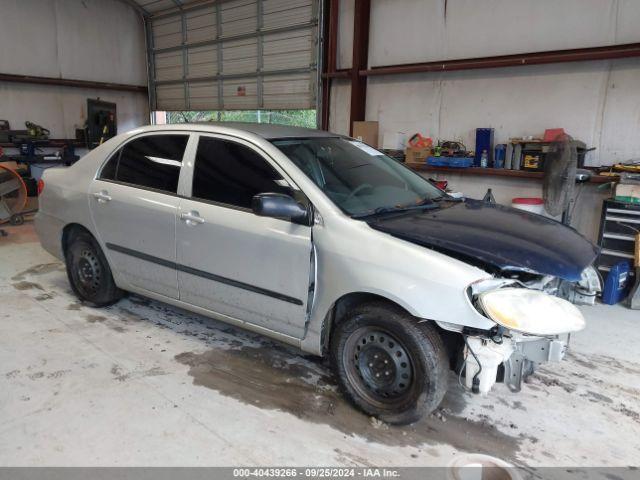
[180,122,342,140]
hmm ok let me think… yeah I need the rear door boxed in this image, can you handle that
[89,132,191,298]
[176,134,313,338]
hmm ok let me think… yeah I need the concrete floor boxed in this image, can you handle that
[1,223,639,467]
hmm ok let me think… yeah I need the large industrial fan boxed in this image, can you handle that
[543,137,577,221]
[0,164,28,229]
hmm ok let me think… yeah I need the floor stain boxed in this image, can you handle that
[529,373,576,393]
[12,281,44,291]
[333,448,373,466]
[85,313,127,333]
[47,369,70,379]
[175,345,522,461]
[35,292,55,301]
[86,314,107,324]
[67,303,82,311]
[111,364,166,382]
[110,364,125,381]
[617,404,640,424]
[583,390,613,404]
[567,351,640,376]
[11,263,64,281]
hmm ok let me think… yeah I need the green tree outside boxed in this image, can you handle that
[165,110,317,129]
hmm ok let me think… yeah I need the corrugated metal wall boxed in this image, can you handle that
[0,0,148,138]
[148,0,319,111]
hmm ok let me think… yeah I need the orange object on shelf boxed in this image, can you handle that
[408,133,433,149]
[543,128,567,142]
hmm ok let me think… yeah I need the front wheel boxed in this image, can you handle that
[330,302,448,425]
[65,230,123,307]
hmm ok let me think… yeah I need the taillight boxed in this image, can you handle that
[37,179,45,195]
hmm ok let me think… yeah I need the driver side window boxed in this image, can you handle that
[192,137,292,209]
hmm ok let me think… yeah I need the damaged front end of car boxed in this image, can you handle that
[458,268,601,395]
[499,265,603,306]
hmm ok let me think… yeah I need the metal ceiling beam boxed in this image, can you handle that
[361,42,640,77]
[0,72,148,93]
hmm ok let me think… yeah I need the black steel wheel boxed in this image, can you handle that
[65,229,123,307]
[345,328,414,406]
[73,247,103,298]
[330,302,448,425]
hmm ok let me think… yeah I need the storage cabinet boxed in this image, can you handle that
[596,199,640,274]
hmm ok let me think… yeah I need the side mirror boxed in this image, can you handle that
[252,193,309,224]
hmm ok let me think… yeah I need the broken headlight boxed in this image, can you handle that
[478,287,586,336]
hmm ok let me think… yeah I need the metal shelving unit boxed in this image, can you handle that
[596,200,640,274]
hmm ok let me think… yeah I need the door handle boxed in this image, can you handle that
[93,190,112,203]
[180,211,205,225]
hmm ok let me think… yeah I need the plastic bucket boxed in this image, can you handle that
[447,454,521,480]
[512,197,545,215]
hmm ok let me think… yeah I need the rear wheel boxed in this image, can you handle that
[330,302,448,425]
[65,230,123,307]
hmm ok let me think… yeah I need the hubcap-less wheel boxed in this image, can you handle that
[330,303,448,424]
[345,327,413,405]
[74,248,102,296]
[65,231,124,307]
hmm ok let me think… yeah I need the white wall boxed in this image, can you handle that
[330,0,640,167]
[421,172,610,242]
[0,0,148,138]
[328,0,640,240]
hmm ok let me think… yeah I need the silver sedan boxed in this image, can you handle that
[35,123,598,424]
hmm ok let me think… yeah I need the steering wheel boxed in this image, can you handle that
[345,183,373,203]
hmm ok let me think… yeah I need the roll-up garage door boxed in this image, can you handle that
[142,0,319,111]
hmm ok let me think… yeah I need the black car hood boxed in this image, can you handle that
[368,199,598,282]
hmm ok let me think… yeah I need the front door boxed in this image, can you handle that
[89,133,191,299]
[176,134,312,338]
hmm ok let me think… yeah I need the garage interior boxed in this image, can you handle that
[1,0,640,471]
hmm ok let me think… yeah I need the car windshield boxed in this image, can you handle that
[272,137,446,217]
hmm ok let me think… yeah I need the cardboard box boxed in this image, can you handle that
[405,146,431,164]
[382,131,406,150]
[352,121,379,147]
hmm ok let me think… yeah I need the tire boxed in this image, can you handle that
[10,214,24,226]
[330,302,448,425]
[65,230,124,307]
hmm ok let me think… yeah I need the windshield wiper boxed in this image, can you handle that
[431,193,464,203]
[351,202,440,219]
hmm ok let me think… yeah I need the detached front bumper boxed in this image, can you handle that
[464,335,568,394]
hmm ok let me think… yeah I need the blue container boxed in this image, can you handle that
[602,261,633,305]
[474,128,494,167]
[494,144,506,168]
[427,156,473,168]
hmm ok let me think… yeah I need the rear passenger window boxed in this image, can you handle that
[100,134,189,193]
[99,152,119,181]
[193,137,291,209]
